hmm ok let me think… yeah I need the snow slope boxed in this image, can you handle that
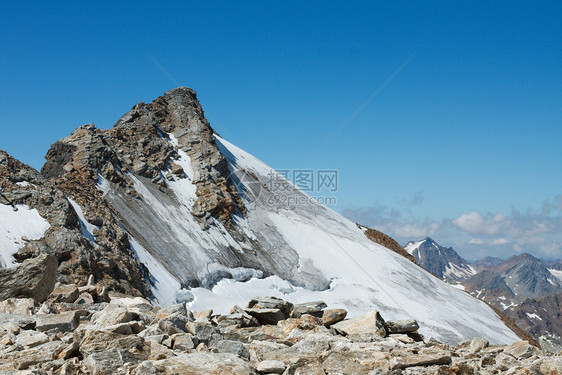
[0,204,51,268]
[548,268,562,283]
[97,133,520,345]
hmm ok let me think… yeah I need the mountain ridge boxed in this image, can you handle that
[0,87,522,345]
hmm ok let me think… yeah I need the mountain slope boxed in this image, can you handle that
[21,87,520,345]
[404,237,477,281]
[0,151,150,297]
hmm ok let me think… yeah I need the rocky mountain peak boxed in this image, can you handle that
[41,87,245,228]
[404,237,476,281]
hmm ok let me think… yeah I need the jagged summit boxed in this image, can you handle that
[42,87,244,226]
[404,237,477,281]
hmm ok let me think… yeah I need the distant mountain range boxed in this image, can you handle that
[404,237,477,281]
[404,237,562,340]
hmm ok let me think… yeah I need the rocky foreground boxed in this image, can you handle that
[0,283,560,375]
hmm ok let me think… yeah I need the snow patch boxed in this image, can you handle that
[526,313,542,321]
[128,236,183,306]
[548,268,562,283]
[451,284,465,291]
[68,199,98,245]
[0,204,50,268]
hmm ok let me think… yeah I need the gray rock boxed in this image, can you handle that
[14,331,49,348]
[503,340,538,360]
[390,352,452,370]
[332,310,386,338]
[247,297,294,318]
[257,359,286,374]
[539,335,562,355]
[132,352,258,374]
[291,301,327,317]
[172,333,196,351]
[385,319,419,334]
[244,308,285,325]
[212,339,250,360]
[0,298,37,315]
[185,321,222,345]
[35,311,80,332]
[469,337,489,353]
[0,254,57,302]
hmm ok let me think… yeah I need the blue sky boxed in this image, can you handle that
[1,1,561,259]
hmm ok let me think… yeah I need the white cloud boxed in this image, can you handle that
[491,238,509,245]
[451,212,508,236]
[342,194,562,259]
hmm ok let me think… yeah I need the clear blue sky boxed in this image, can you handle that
[1,1,561,258]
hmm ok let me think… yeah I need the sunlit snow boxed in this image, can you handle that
[0,204,50,268]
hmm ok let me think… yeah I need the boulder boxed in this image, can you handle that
[538,335,562,355]
[321,308,347,327]
[0,254,57,302]
[212,339,250,360]
[172,333,196,351]
[291,301,327,317]
[244,308,285,325]
[469,337,489,353]
[503,340,538,360]
[185,321,222,345]
[257,359,286,374]
[14,330,49,348]
[48,284,79,303]
[91,304,133,327]
[390,352,452,370]
[132,352,258,375]
[384,319,419,334]
[332,310,386,338]
[247,297,293,318]
[35,311,80,332]
[0,298,37,315]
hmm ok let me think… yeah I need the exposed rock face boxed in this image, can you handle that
[492,253,561,298]
[359,224,417,264]
[0,254,57,302]
[41,87,245,227]
[503,292,562,339]
[0,290,558,374]
[0,150,151,298]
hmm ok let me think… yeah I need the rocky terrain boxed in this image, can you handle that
[0,151,150,298]
[0,284,560,375]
